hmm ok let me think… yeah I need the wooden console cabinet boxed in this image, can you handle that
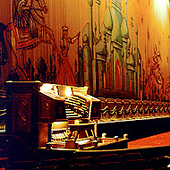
[5,81,42,148]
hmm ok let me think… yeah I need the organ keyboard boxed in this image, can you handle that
[39,84,100,121]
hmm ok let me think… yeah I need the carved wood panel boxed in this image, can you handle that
[12,93,32,134]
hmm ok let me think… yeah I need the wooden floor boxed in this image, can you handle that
[128,131,170,149]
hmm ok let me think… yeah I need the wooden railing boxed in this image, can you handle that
[99,98,170,120]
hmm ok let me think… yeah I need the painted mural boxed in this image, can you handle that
[0,0,170,102]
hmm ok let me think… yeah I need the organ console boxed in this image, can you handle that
[5,81,105,149]
[38,83,101,148]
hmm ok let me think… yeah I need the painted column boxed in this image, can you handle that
[87,0,95,94]
[130,16,135,93]
[124,0,128,91]
[136,26,140,98]
[96,0,101,36]
[88,0,94,55]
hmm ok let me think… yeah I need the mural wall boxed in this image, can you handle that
[0,0,170,101]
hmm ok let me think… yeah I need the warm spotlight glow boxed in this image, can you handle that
[40,83,53,92]
[65,86,72,97]
[155,0,169,9]
[154,0,169,26]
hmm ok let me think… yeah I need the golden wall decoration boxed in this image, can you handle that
[0,0,170,101]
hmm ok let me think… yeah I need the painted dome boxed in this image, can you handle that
[121,18,129,38]
[104,7,113,35]
[96,39,107,56]
[110,6,123,43]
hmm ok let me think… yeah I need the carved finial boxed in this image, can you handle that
[87,0,93,6]
[96,0,101,5]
